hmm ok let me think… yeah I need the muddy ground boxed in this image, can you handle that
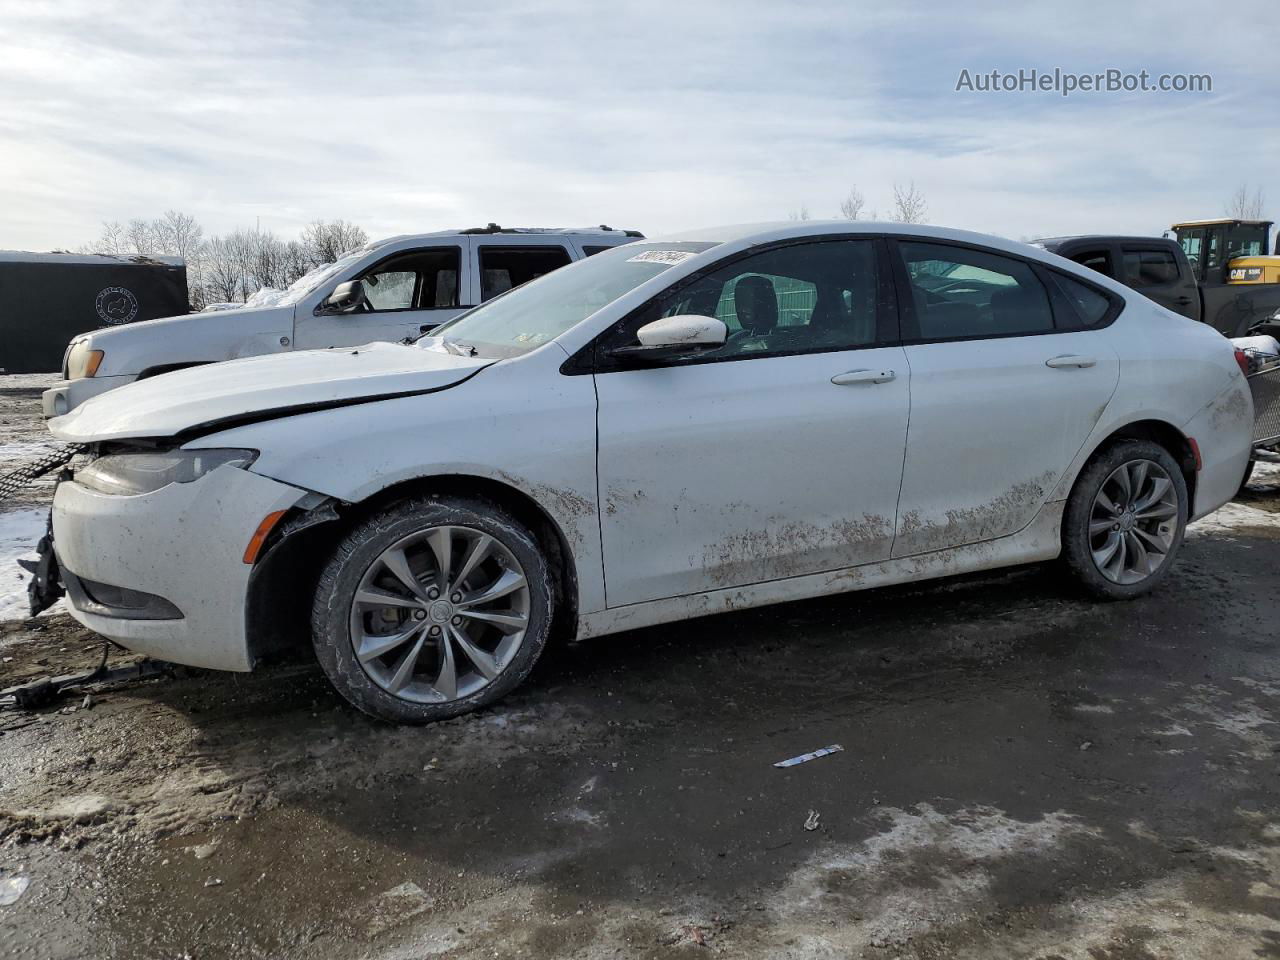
[4,378,1280,959]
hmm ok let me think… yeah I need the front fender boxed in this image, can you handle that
[194,349,607,615]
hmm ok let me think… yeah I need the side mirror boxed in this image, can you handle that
[607,314,728,363]
[319,279,366,315]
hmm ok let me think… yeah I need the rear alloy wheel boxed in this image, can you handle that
[1063,440,1188,599]
[313,497,553,723]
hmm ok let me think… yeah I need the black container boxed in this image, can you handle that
[0,252,188,374]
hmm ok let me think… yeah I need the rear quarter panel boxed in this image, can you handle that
[1049,298,1249,518]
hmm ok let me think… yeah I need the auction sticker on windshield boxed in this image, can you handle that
[627,250,699,265]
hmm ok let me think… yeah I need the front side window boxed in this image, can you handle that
[898,241,1053,339]
[360,248,459,311]
[604,240,882,364]
[479,246,573,301]
[1121,248,1180,287]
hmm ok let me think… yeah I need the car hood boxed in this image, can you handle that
[84,306,296,377]
[48,341,493,443]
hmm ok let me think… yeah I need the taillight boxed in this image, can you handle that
[1235,348,1251,377]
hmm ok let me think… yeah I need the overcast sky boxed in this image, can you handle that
[1,0,1275,251]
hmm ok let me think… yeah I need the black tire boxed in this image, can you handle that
[1237,459,1256,497]
[1062,439,1188,601]
[312,496,554,724]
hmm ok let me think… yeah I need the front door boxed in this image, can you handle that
[295,244,467,349]
[593,238,910,607]
[888,238,1120,557]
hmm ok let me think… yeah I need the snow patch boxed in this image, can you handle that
[773,803,1097,949]
[0,507,56,622]
[1189,499,1280,538]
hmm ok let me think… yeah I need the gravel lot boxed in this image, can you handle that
[3,375,1280,959]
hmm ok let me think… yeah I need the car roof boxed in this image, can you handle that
[635,221,1144,307]
[1033,235,1180,248]
[368,226,642,248]
[1172,218,1272,227]
[652,220,1061,260]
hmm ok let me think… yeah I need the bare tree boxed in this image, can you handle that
[891,182,928,224]
[301,219,369,267]
[839,187,866,221]
[81,221,129,255]
[281,240,310,286]
[152,210,204,261]
[1227,183,1265,220]
[124,218,156,256]
[76,213,368,309]
[201,236,242,304]
[788,204,811,221]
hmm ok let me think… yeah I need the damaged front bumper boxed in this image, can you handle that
[50,464,312,671]
[19,512,64,617]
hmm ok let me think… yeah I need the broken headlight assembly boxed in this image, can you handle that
[75,448,258,496]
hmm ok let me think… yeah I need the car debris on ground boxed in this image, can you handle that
[775,744,845,768]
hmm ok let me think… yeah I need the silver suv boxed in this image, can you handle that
[43,224,641,416]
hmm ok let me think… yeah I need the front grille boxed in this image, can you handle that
[1249,363,1280,445]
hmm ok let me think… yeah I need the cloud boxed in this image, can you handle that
[0,0,1275,250]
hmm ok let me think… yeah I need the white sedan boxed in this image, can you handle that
[44,222,1253,723]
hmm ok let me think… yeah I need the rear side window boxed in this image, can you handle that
[582,245,612,257]
[898,241,1053,339]
[1045,271,1114,327]
[1122,249,1179,287]
[479,246,572,301]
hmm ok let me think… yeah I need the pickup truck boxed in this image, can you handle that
[1034,234,1280,337]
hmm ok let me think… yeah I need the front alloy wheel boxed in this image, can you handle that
[351,526,531,703]
[313,497,553,723]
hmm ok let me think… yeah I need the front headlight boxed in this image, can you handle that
[76,448,258,496]
[66,340,105,379]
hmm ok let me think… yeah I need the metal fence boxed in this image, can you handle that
[1250,363,1280,446]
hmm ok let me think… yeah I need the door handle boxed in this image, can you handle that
[1044,355,1097,369]
[831,369,896,385]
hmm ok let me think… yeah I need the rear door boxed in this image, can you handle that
[888,239,1120,557]
[1120,244,1200,320]
[470,238,573,307]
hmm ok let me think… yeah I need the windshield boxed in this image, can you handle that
[244,247,372,308]
[427,241,719,357]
